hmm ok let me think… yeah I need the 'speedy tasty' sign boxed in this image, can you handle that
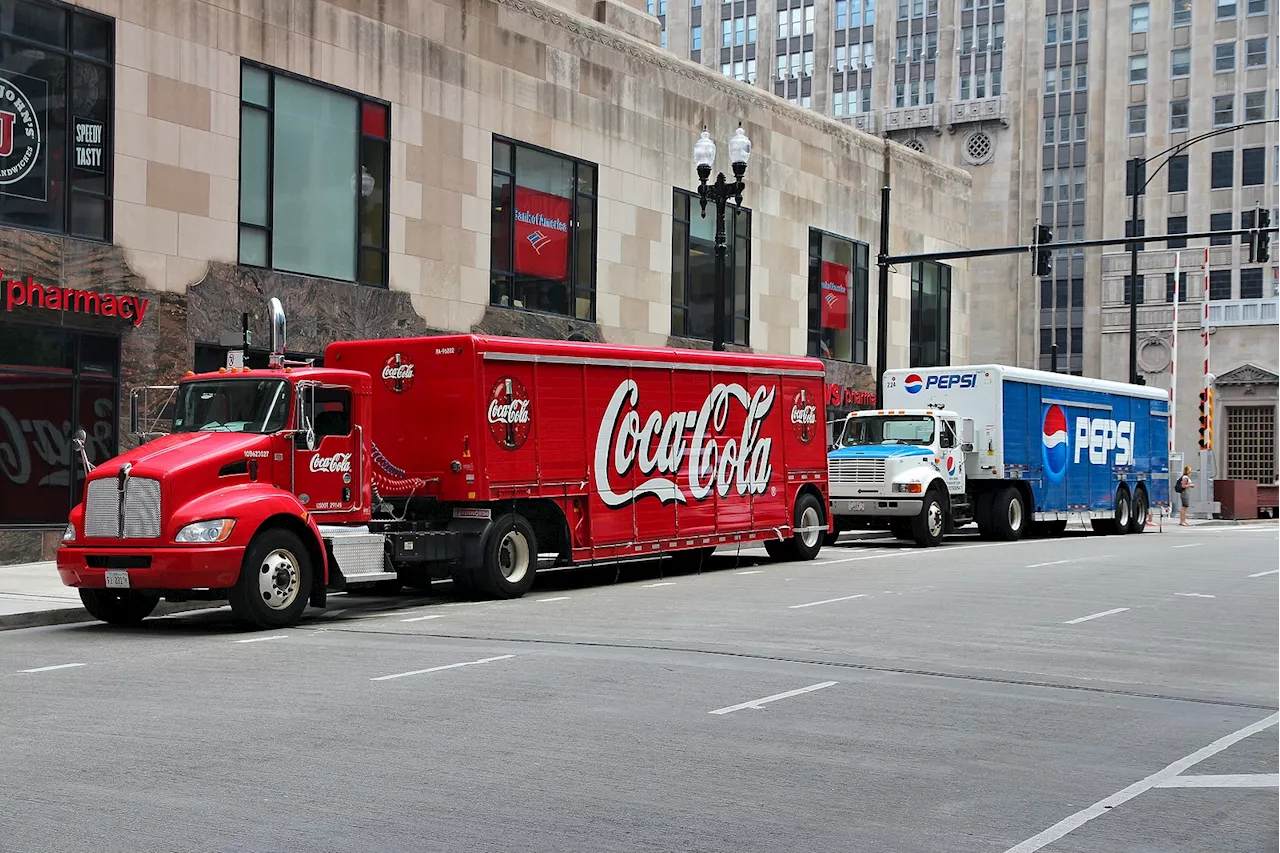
[4,273,149,327]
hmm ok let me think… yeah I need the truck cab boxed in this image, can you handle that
[827,408,976,546]
[57,302,398,629]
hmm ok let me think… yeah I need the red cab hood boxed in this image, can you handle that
[88,432,276,483]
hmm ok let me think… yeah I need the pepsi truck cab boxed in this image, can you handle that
[827,365,1169,546]
[56,300,831,629]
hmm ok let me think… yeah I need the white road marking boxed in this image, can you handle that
[443,600,489,607]
[1174,593,1216,599]
[1027,555,1112,569]
[735,570,764,575]
[400,614,445,622]
[709,681,839,715]
[1001,713,1279,853]
[641,582,677,588]
[1171,543,1204,549]
[1156,773,1279,789]
[371,654,516,682]
[818,541,1015,566]
[789,593,867,609]
[537,596,570,602]
[1247,568,1279,578]
[1063,607,1130,625]
[1003,712,1274,850]
[18,663,86,673]
[234,635,288,643]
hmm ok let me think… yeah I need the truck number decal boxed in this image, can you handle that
[1073,417,1134,466]
[594,380,775,508]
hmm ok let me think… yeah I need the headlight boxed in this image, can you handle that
[62,524,76,542]
[892,482,924,494]
[175,519,236,543]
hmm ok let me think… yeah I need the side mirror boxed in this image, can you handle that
[129,391,140,436]
[961,442,975,453]
[72,428,86,454]
[295,384,316,451]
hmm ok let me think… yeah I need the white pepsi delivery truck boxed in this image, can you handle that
[827,365,1170,546]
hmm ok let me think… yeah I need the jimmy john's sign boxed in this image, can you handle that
[0,72,46,201]
[4,273,150,327]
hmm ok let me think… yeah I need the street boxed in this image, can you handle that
[1,523,1276,853]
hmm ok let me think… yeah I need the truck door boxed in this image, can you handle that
[939,418,966,495]
[293,384,360,513]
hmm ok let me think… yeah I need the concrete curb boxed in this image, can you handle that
[0,600,224,632]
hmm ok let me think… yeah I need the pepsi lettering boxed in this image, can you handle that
[594,380,776,508]
[1073,417,1134,466]
[902,372,978,394]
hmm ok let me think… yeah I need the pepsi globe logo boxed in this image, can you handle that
[945,455,956,476]
[903,374,924,394]
[1041,404,1069,483]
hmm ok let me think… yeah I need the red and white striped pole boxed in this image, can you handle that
[1200,247,1212,451]
[1169,251,1180,457]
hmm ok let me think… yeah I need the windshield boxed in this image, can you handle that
[841,415,936,447]
[172,379,291,434]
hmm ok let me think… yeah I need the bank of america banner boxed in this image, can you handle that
[513,186,571,281]
[820,260,849,330]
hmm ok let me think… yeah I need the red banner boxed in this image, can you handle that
[513,186,572,281]
[820,261,849,330]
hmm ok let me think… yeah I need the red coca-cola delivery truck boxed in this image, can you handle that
[56,300,832,628]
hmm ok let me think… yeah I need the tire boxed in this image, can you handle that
[765,493,826,562]
[990,487,1028,541]
[911,488,946,547]
[229,528,314,629]
[1128,489,1149,534]
[889,519,912,540]
[474,514,537,598]
[1092,488,1132,535]
[974,491,996,539]
[822,519,845,547]
[78,589,159,626]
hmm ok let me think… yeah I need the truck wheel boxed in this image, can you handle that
[475,514,537,598]
[766,494,825,561]
[78,589,159,626]
[911,488,946,547]
[822,519,844,547]
[889,519,912,540]
[990,487,1027,541]
[229,528,313,629]
[1128,489,1149,534]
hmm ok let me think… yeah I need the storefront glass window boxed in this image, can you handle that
[238,62,390,286]
[0,1,114,240]
[670,189,751,345]
[807,229,869,363]
[489,137,597,321]
[910,260,951,367]
[0,324,118,526]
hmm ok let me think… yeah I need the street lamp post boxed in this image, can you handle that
[1125,119,1278,385]
[694,125,751,352]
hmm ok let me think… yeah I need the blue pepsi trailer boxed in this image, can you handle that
[879,365,1170,536]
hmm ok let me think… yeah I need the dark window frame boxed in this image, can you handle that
[1210,211,1234,245]
[670,188,751,346]
[1210,150,1234,189]
[1167,216,1188,249]
[909,260,951,368]
[0,0,115,242]
[1167,154,1189,193]
[1208,268,1233,300]
[1241,147,1266,186]
[806,227,870,364]
[236,60,392,288]
[1239,267,1264,299]
[490,136,598,323]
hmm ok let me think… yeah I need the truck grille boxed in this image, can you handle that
[828,458,886,485]
[84,476,162,539]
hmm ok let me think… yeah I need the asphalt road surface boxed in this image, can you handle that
[2,523,1277,853]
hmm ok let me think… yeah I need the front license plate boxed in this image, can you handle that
[852,501,865,512]
[104,570,130,589]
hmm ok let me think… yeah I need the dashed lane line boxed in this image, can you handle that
[789,594,867,609]
[1247,569,1279,578]
[233,635,288,644]
[1155,773,1279,789]
[709,681,838,715]
[18,663,86,673]
[371,654,516,682]
[1063,607,1130,625]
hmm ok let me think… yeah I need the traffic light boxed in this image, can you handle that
[1258,208,1272,264]
[1198,389,1209,449]
[1034,225,1052,278]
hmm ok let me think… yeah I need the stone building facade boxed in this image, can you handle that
[0,0,971,563]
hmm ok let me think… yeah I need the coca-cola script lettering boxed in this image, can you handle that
[382,354,415,393]
[488,377,531,451]
[487,398,530,425]
[593,380,776,508]
[309,452,352,474]
[790,388,817,444]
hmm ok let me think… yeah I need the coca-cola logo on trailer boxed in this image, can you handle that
[488,377,532,451]
[309,452,352,474]
[594,380,776,509]
[382,353,415,393]
[790,388,817,444]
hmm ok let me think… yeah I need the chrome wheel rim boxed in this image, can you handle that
[1008,496,1023,532]
[1134,495,1147,526]
[927,501,945,538]
[498,530,530,584]
[258,548,300,611]
[1117,495,1130,527]
[799,506,822,549]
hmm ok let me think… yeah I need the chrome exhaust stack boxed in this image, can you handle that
[268,297,287,368]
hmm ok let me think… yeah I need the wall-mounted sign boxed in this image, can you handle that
[0,73,46,201]
[826,383,876,409]
[73,117,105,173]
[4,273,149,327]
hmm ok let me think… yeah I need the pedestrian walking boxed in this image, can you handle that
[1176,465,1194,526]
